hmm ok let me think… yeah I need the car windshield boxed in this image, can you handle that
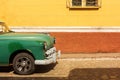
[0,22,12,33]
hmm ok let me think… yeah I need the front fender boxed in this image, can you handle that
[9,40,46,60]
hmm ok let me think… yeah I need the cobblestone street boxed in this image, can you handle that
[1,53,120,80]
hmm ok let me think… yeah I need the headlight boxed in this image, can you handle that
[44,42,47,50]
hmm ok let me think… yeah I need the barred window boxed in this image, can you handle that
[86,0,98,6]
[68,0,100,8]
[72,0,82,6]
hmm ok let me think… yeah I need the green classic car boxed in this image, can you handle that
[0,22,61,75]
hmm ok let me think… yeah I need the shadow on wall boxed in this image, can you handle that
[1,67,120,80]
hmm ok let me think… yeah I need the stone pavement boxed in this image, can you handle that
[1,53,120,80]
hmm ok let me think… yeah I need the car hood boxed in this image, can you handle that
[0,32,55,49]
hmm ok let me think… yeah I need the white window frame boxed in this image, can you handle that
[67,0,101,8]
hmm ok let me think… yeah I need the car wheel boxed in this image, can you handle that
[13,52,35,75]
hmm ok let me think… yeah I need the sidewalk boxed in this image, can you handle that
[62,53,120,59]
[1,53,120,80]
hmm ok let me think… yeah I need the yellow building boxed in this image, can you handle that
[0,0,120,27]
[1,0,120,53]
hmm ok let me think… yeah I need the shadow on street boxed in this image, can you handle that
[68,68,120,80]
[0,63,57,73]
[0,66,13,72]
[35,63,57,73]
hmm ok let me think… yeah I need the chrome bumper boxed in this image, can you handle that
[35,47,61,65]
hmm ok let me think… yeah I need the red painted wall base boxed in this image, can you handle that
[50,32,120,53]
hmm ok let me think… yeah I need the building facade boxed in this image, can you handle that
[0,0,120,53]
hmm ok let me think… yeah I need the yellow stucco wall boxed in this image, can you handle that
[0,0,120,27]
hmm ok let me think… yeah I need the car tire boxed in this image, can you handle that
[13,52,35,75]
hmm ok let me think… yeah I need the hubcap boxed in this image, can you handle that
[16,57,31,72]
